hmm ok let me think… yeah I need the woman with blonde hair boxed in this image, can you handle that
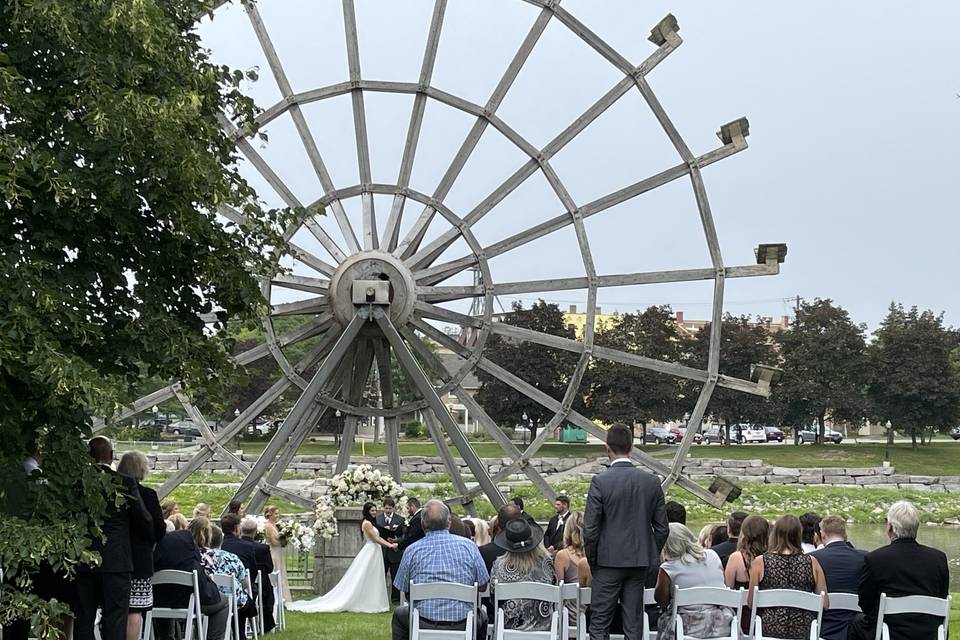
[697,524,716,548]
[192,502,211,519]
[654,523,733,640]
[263,504,292,601]
[491,519,556,631]
[466,517,491,546]
[168,512,189,530]
[553,511,587,624]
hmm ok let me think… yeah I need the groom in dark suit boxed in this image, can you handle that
[583,423,668,640]
[377,497,406,603]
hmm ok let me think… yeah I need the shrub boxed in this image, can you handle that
[403,421,427,438]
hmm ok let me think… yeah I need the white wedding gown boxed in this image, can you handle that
[286,525,389,613]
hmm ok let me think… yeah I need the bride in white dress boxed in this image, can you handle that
[287,502,398,613]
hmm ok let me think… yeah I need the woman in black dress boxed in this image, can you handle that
[117,451,166,640]
[748,515,829,639]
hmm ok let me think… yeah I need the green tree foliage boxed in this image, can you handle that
[867,304,960,447]
[0,1,292,632]
[688,315,779,443]
[475,301,578,440]
[584,306,689,437]
[776,299,869,441]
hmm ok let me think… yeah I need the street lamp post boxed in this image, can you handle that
[521,412,528,446]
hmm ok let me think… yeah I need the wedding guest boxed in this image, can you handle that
[75,436,152,640]
[228,500,244,517]
[800,512,821,553]
[511,496,537,525]
[808,516,866,640]
[697,524,716,548]
[264,505,291,602]
[241,517,274,633]
[153,517,227,640]
[117,451,166,640]
[665,501,687,525]
[449,513,468,537]
[553,512,586,625]
[161,501,179,532]
[748,515,828,639]
[168,513,188,531]
[463,519,477,541]
[545,495,571,552]
[193,503,211,519]
[725,515,769,633]
[397,497,423,553]
[848,501,949,640]
[710,524,729,548]
[480,503,521,573]
[491,519,555,632]
[203,525,255,621]
[469,518,491,546]
[711,511,747,568]
[392,500,489,640]
[654,523,734,640]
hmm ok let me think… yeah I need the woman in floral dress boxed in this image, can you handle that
[491,519,556,632]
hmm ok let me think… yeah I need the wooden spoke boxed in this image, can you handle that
[415,263,779,302]
[270,296,328,317]
[288,241,337,277]
[270,273,330,295]
[233,314,333,367]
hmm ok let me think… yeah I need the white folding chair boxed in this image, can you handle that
[145,570,205,640]
[875,593,952,640]
[256,571,265,635]
[244,571,259,640]
[409,581,479,640]
[749,587,824,640]
[575,585,653,640]
[211,574,239,640]
[559,583,580,639]
[493,581,564,640]
[671,586,745,640]
[826,592,861,613]
[269,571,285,631]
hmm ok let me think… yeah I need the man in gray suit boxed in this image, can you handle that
[583,423,669,640]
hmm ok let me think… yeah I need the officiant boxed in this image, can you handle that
[376,497,406,603]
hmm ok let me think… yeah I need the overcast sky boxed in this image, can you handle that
[198,1,960,332]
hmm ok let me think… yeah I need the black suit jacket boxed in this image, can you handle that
[545,512,570,550]
[479,541,506,575]
[152,529,220,608]
[397,511,424,554]
[222,533,259,587]
[130,483,166,578]
[583,460,668,568]
[857,538,949,640]
[82,465,153,574]
[711,537,738,568]
[809,541,867,640]
[248,539,274,600]
[377,512,406,565]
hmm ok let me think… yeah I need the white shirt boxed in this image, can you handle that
[610,458,634,466]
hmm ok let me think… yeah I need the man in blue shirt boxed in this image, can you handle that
[392,500,489,640]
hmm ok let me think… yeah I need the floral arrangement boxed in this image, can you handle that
[313,464,407,540]
[278,520,316,551]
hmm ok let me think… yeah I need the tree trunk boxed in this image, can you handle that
[817,413,826,445]
[723,420,730,446]
[641,421,648,445]
[910,429,917,449]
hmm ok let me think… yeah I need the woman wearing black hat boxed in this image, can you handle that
[490,519,556,632]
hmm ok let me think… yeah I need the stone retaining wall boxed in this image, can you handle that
[142,453,960,493]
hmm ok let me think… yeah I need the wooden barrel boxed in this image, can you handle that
[312,506,366,594]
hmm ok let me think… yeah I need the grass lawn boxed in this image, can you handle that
[685,442,960,476]
[231,440,959,476]
[275,597,960,640]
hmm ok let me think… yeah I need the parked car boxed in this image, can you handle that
[797,427,844,444]
[703,427,726,444]
[764,426,785,442]
[670,427,703,444]
[950,427,960,440]
[643,427,677,445]
[165,419,203,438]
[734,424,767,444]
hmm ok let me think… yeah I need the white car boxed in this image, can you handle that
[735,425,767,444]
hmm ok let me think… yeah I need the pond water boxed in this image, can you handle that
[693,522,960,591]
